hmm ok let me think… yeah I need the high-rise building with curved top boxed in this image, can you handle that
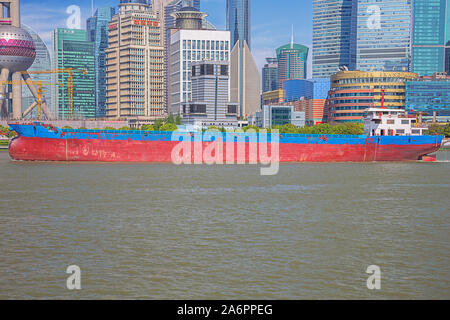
[277,43,309,86]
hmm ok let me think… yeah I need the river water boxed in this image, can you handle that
[0,150,449,299]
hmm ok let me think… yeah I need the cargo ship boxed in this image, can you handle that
[7,109,443,163]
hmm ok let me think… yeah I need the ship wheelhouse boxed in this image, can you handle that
[363,108,428,137]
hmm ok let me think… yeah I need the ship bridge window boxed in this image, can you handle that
[401,120,410,125]
[387,120,395,124]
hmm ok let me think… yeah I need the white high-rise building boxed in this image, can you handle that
[168,8,231,115]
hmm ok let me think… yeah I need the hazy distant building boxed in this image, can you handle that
[168,7,230,115]
[262,57,278,93]
[52,28,95,120]
[313,0,357,78]
[182,61,238,128]
[105,0,165,126]
[87,6,116,118]
[21,25,52,118]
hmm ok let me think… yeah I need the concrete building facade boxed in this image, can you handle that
[328,70,418,122]
[168,28,231,115]
[230,40,261,118]
[182,60,238,128]
[105,0,165,127]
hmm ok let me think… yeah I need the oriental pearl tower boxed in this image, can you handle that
[0,0,53,119]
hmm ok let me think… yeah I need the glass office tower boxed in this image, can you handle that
[226,0,251,50]
[52,29,95,120]
[312,0,357,78]
[357,0,412,72]
[87,7,116,119]
[262,57,278,93]
[412,0,450,76]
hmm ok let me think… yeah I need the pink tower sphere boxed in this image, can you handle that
[0,25,36,73]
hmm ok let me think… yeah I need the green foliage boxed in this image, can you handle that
[206,126,221,132]
[166,114,175,124]
[175,113,182,125]
[269,122,364,135]
[153,119,164,131]
[159,123,178,132]
[62,126,73,129]
[445,124,450,137]
[428,124,450,137]
[141,124,155,131]
[119,126,132,131]
[241,125,260,133]
[104,126,117,130]
[0,140,9,146]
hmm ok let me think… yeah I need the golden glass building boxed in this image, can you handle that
[105,0,165,127]
[328,70,418,122]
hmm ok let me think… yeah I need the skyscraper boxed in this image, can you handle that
[230,40,261,118]
[262,57,278,93]
[168,7,230,115]
[412,0,450,76]
[87,6,115,119]
[182,61,238,128]
[227,0,259,118]
[157,0,201,113]
[357,0,412,72]
[21,24,52,118]
[226,0,251,50]
[52,28,95,120]
[446,41,450,74]
[277,43,309,86]
[312,0,357,78]
[105,0,165,126]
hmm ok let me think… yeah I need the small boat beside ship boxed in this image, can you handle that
[7,108,443,163]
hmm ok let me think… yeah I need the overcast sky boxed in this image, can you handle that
[21,0,313,75]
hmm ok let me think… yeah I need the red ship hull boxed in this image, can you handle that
[8,136,441,163]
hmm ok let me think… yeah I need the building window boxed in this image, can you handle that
[220,65,228,76]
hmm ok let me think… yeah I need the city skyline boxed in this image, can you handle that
[21,0,313,73]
